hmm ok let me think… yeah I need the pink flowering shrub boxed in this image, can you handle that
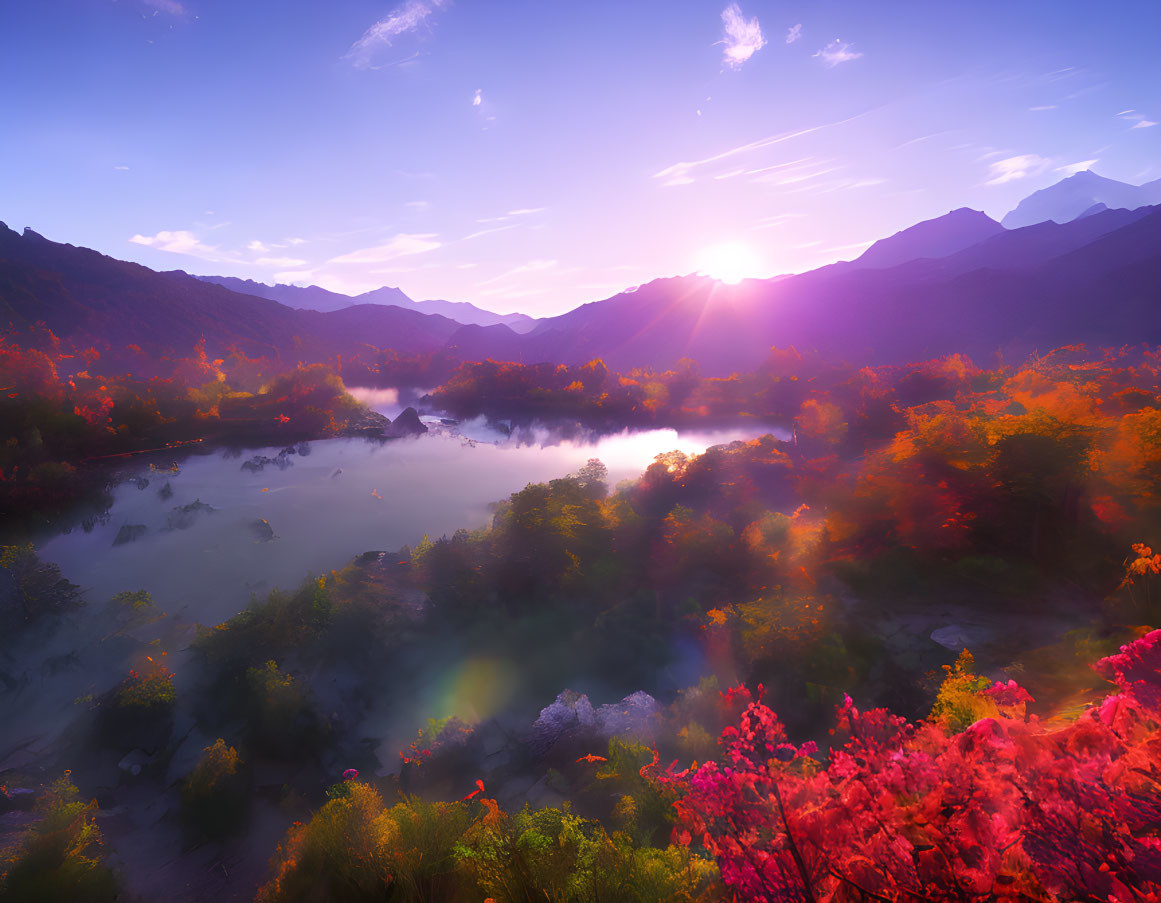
[659,630,1161,901]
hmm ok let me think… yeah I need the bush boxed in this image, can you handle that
[257,784,719,903]
[0,774,118,903]
[245,660,327,757]
[181,738,247,838]
[0,544,83,636]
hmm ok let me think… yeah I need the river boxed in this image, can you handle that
[39,421,786,626]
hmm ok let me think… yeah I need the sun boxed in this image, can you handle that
[695,242,762,284]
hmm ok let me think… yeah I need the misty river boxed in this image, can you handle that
[38,420,786,628]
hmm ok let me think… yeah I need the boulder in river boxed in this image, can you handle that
[165,499,215,531]
[385,406,428,438]
[113,524,148,547]
[250,518,276,542]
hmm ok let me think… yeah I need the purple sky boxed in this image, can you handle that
[1,0,1158,314]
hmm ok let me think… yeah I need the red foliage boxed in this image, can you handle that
[660,630,1161,902]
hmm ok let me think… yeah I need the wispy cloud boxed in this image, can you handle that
[653,108,875,187]
[984,153,1052,185]
[476,259,558,288]
[1056,159,1098,176]
[813,38,862,67]
[255,256,308,268]
[329,233,442,263]
[473,207,545,225]
[1118,109,1157,129]
[462,224,518,241]
[129,230,233,263]
[720,3,766,69]
[141,0,186,15]
[113,165,130,171]
[1029,105,1057,112]
[345,0,448,70]
[246,240,269,253]
[472,89,482,107]
[785,24,802,44]
[655,129,820,186]
[825,239,874,255]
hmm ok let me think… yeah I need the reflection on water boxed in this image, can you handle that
[40,424,784,625]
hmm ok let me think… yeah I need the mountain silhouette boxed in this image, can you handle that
[1001,170,1161,228]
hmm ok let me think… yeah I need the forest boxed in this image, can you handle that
[2,327,1159,901]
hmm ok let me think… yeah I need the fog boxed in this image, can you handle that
[39,423,783,626]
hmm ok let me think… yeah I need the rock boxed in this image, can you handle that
[165,499,215,531]
[532,689,662,755]
[113,524,148,546]
[157,481,173,500]
[930,624,989,651]
[244,451,295,473]
[0,786,36,814]
[242,454,272,473]
[532,690,598,754]
[250,518,276,542]
[130,477,150,490]
[385,407,428,438]
[595,691,660,740]
[118,748,158,777]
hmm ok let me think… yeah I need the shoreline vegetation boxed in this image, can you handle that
[2,329,1159,900]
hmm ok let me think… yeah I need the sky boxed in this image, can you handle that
[1,0,1159,316]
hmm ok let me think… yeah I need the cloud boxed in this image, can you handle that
[255,256,308,268]
[113,165,130,171]
[1056,159,1098,176]
[462,225,518,241]
[1118,109,1157,129]
[813,38,862,67]
[128,230,232,263]
[345,0,448,69]
[785,24,802,44]
[329,233,441,263]
[720,4,766,69]
[472,89,482,107]
[473,207,544,226]
[984,154,1052,185]
[1029,105,1057,111]
[141,0,186,14]
[246,240,270,253]
[652,107,878,186]
[476,259,557,288]
[284,237,308,246]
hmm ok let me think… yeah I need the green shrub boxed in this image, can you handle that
[245,660,327,757]
[0,774,118,903]
[181,738,247,838]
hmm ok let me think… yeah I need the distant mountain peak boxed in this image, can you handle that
[1075,202,1109,221]
[1002,171,1161,229]
[852,206,1004,270]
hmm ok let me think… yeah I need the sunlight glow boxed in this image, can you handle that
[695,242,762,284]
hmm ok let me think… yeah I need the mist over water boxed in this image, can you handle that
[39,424,785,627]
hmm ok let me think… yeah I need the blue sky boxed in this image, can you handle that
[1,0,1158,315]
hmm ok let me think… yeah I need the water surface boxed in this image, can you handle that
[41,423,783,625]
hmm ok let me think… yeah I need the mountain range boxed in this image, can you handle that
[195,275,538,333]
[2,172,1158,375]
[1000,169,1161,229]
